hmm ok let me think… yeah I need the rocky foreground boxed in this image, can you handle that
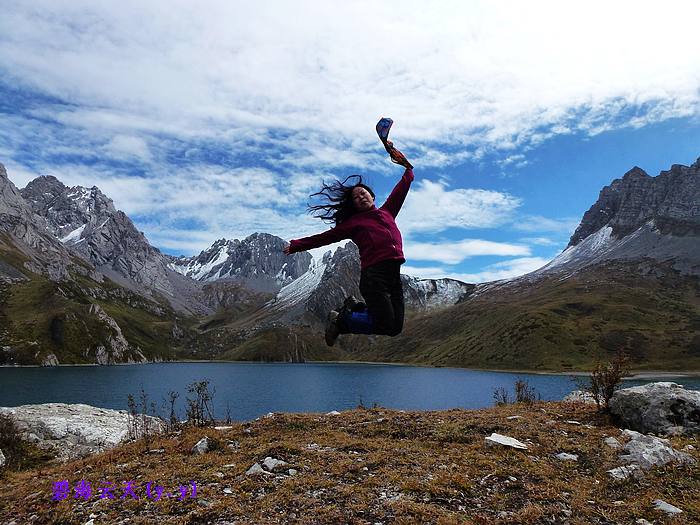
[1,390,699,524]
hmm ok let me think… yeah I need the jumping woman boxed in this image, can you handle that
[283,118,413,346]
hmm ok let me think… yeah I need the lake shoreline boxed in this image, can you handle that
[2,358,699,379]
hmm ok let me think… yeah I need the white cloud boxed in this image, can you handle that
[104,135,151,161]
[1,1,699,170]
[404,256,552,284]
[406,238,530,265]
[397,179,521,234]
[452,257,553,283]
[2,1,700,255]
[513,215,580,234]
[518,236,561,247]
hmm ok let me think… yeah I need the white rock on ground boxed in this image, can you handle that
[326,410,341,416]
[555,453,579,461]
[192,436,212,454]
[610,382,700,435]
[604,436,622,449]
[607,464,643,480]
[485,433,528,450]
[263,456,288,471]
[0,448,5,468]
[653,499,683,515]
[562,390,597,404]
[246,463,267,476]
[618,430,695,470]
[0,403,165,460]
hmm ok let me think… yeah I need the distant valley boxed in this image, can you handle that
[1,158,698,371]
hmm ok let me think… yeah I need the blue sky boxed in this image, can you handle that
[1,1,699,282]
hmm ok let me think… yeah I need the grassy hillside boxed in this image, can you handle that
[0,242,191,365]
[345,260,700,372]
[1,402,698,524]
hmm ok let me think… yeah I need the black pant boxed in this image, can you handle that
[359,259,405,336]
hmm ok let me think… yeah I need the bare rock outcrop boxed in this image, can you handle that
[0,403,165,460]
[609,382,700,435]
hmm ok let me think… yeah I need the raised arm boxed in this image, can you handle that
[379,167,414,218]
[286,222,351,254]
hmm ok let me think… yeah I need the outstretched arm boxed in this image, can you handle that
[380,167,414,218]
[285,223,351,255]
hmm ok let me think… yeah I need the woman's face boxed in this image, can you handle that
[352,186,374,211]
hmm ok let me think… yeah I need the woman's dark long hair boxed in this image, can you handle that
[308,174,375,226]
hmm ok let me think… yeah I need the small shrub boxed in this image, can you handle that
[514,379,539,404]
[494,380,539,406]
[0,413,23,470]
[589,350,630,411]
[0,413,53,472]
[186,379,216,426]
[126,387,163,445]
[493,387,511,406]
[167,390,180,431]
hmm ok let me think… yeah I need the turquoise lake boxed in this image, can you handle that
[1,362,698,422]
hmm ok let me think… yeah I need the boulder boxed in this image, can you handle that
[0,448,5,468]
[0,403,166,460]
[618,430,695,470]
[609,382,700,435]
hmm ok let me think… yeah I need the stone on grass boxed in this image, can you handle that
[0,448,5,468]
[192,436,213,455]
[562,390,597,404]
[246,463,267,476]
[604,437,622,449]
[485,433,528,450]
[619,430,695,470]
[263,456,288,471]
[326,410,341,416]
[555,453,579,461]
[653,499,682,515]
[607,464,642,480]
[609,382,700,435]
[0,403,165,460]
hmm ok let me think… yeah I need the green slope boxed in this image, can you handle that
[345,260,700,371]
[0,241,192,365]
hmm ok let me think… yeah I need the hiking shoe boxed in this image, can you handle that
[343,295,366,313]
[325,310,341,347]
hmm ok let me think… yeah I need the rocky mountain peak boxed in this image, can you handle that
[536,156,700,279]
[0,164,73,280]
[568,159,699,247]
[22,175,67,200]
[168,233,312,292]
[621,166,650,180]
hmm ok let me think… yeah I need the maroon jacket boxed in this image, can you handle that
[289,168,413,269]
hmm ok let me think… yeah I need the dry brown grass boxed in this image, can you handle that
[0,402,698,524]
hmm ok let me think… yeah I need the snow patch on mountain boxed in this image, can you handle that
[60,224,86,244]
[268,258,328,310]
[539,226,615,273]
[169,243,230,280]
